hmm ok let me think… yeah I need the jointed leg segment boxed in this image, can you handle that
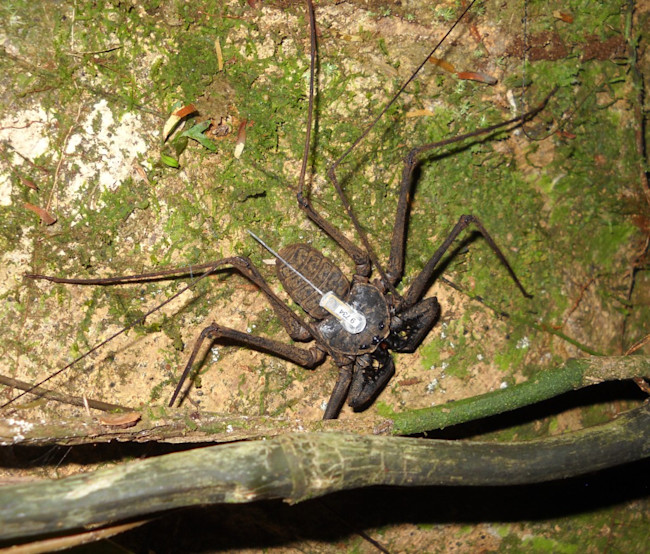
[404,215,531,307]
[169,322,326,407]
[385,97,554,294]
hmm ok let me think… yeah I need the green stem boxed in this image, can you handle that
[391,356,649,435]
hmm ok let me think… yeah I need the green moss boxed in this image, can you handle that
[521,535,579,554]
[196,422,228,435]
[2,0,643,434]
[375,401,397,418]
[419,338,444,371]
[183,415,199,432]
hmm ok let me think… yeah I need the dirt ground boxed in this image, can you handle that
[0,0,648,551]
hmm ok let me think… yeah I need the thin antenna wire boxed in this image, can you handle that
[247,231,324,295]
[326,0,479,298]
[329,0,478,169]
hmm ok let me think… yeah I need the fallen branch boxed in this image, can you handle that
[0,409,377,446]
[0,375,130,413]
[1,402,648,541]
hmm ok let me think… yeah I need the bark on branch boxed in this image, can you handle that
[1,402,648,541]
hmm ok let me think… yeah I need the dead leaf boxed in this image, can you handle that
[430,57,497,86]
[215,38,223,71]
[19,176,39,191]
[132,161,151,185]
[398,378,422,387]
[24,202,57,225]
[428,56,456,74]
[553,11,574,23]
[173,104,197,119]
[163,104,198,142]
[234,119,247,159]
[556,129,577,140]
[456,71,497,85]
[98,412,141,428]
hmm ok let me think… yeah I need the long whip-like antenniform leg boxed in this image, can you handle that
[294,0,372,278]
[322,0,483,295]
[26,257,319,341]
[1,265,221,409]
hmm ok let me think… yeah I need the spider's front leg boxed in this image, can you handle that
[28,256,316,343]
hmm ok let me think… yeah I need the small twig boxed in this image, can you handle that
[0,519,151,554]
[626,333,650,355]
[0,375,131,413]
[633,377,650,394]
[625,0,650,208]
[67,45,123,57]
[317,499,391,553]
[0,141,52,173]
[2,357,648,447]
[563,276,595,325]
[622,237,649,352]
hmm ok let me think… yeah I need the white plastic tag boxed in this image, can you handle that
[319,291,366,334]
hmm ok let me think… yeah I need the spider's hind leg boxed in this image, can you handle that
[231,256,314,342]
[169,321,326,407]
